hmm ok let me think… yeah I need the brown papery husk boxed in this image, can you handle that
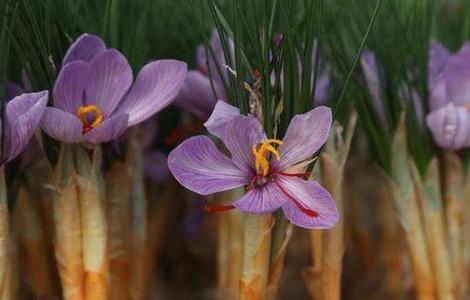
[211,188,244,299]
[390,115,435,300]
[74,146,109,300]
[413,159,454,300]
[0,166,9,298]
[441,151,465,298]
[49,144,84,300]
[105,162,131,300]
[126,126,149,300]
[239,213,274,300]
[267,213,292,300]
[15,185,57,298]
[379,170,406,299]
[303,113,357,300]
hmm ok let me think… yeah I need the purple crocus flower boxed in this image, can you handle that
[0,90,48,163]
[168,101,338,229]
[174,30,230,120]
[40,33,187,144]
[360,50,424,129]
[426,40,470,149]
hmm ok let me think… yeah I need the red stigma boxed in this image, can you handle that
[272,177,319,218]
[204,204,235,213]
[253,69,261,79]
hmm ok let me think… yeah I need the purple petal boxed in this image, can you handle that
[232,181,286,214]
[118,59,187,127]
[224,115,265,174]
[428,40,450,89]
[63,34,106,65]
[277,176,338,229]
[313,65,331,106]
[53,60,90,114]
[143,150,169,183]
[204,100,240,140]
[443,53,470,107]
[196,44,208,74]
[41,107,83,143]
[207,30,234,84]
[85,49,133,116]
[83,113,129,144]
[361,51,386,125]
[6,91,48,161]
[426,103,470,150]
[429,76,449,110]
[174,70,224,120]
[276,106,332,170]
[168,136,248,195]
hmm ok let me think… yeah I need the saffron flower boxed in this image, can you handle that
[168,101,338,229]
[41,34,187,144]
[174,30,230,120]
[361,50,423,128]
[0,90,48,163]
[426,41,470,149]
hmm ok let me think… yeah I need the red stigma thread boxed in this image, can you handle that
[273,178,319,217]
[204,204,235,213]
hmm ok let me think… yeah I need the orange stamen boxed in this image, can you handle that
[252,139,283,176]
[76,105,104,134]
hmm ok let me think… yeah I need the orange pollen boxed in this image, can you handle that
[76,105,104,134]
[252,139,283,176]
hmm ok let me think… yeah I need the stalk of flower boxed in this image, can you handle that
[303,112,357,300]
[0,90,48,297]
[391,115,435,300]
[126,126,148,300]
[106,161,132,300]
[168,101,338,299]
[441,151,464,297]
[49,144,84,300]
[39,33,186,299]
[15,185,57,298]
[411,159,454,300]
[74,146,109,300]
[426,40,470,298]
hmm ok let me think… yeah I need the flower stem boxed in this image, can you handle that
[240,213,273,300]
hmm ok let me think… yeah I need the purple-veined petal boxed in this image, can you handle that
[118,59,187,126]
[168,136,249,195]
[313,65,331,106]
[204,100,240,140]
[276,106,332,170]
[276,176,338,229]
[85,49,133,117]
[83,113,129,144]
[63,34,106,65]
[232,181,286,214]
[6,91,48,161]
[53,60,90,114]
[224,115,265,174]
[443,52,470,107]
[428,40,450,89]
[174,70,225,120]
[426,103,470,150]
[429,76,449,111]
[143,150,170,183]
[361,50,387,126]
[41,107,83,143]
[196,44,208,74]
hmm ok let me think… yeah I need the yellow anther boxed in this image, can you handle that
[76,105,104,133]
[252,139,283,176]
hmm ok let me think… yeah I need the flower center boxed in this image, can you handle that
[252,139,283,176]
[76,105,104,134]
